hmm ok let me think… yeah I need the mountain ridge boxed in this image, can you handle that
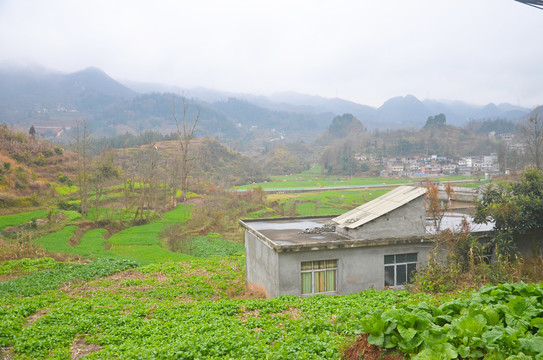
[0,65,530,141]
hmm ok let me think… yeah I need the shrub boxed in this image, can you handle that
[0,193,17,208]
[57,172,73,186]
[58,200,81,212]
[16,194,39,208]
[14,167,28,189]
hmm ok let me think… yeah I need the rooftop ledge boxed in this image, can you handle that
[239,216,495,253]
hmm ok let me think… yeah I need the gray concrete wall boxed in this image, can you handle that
[515,231,543,257]
[276,241,434,296]
[245,231,280,298]
[337,197,427,240]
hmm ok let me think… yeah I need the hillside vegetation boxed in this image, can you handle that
[0,125,74,210]
[1,118,542,359]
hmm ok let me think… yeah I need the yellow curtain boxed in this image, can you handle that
[326,270,336,292]
[301,272,312,294]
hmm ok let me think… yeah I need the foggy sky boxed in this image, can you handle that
[0,0,541,108]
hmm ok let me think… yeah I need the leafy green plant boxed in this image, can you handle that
[182,233,244,257]
[361,283,543,359]
[0,258,138,297]
[0,257,65,277]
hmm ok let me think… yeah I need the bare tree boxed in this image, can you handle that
[118,142,137,212]
[90,149,121,219]
[425,181,455,233]
[165,152,180,206]
[172,96,200,203]
[133,143,161,223]
[519,113,543,170]
[73,119,92,215]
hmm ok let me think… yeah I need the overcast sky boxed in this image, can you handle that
[0,0,541,108]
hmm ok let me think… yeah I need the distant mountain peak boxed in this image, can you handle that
[65,67,136,99]
[73,66,107,75]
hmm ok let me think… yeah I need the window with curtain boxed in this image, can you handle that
[301,259,337,295]
[384,253,417,287]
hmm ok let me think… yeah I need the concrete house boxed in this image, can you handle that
[240,186,492,298]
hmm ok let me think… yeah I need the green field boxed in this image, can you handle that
[0,210,49,230]
[2,254,541,359]
[30,205,194,265]
[268,188,393,216]
[0,209,82,231]
[0,255,436,359]
[236,165,478,191]
[36,226,79,254]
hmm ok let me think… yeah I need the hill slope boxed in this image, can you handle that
[0,65,529,143]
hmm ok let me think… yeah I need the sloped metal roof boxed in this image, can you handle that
[333,185,427,229]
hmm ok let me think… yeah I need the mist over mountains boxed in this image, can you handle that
[0,65,530,142]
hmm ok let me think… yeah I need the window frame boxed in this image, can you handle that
[301,259,338,295]
[384,252,417,287]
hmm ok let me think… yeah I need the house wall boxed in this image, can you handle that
[244,231,280,298]
[276,241,434,297]
[336,197,427,240]
[515,230,543,257]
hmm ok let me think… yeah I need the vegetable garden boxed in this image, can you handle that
[2,254,543,359]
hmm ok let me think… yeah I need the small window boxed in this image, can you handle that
[384,253,417,287]
[301,259,338,295]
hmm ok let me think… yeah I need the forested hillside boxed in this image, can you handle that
[0,66,529,146]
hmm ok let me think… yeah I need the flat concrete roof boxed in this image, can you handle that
[240,216,438,253]
[242,216,347,246]
[239,213,495,253]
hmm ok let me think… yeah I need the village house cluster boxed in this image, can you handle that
[356,153,500,177]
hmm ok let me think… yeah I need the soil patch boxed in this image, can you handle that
[343,334,406,360]
[1,346,14,359]
[24,308,49,326]
[70,335,103,359]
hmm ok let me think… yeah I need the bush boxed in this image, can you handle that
[16,194,39,208]
[57,172,73,186]
[0,193,17,208]
[58,200,81,212]
[14,167,28,189]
